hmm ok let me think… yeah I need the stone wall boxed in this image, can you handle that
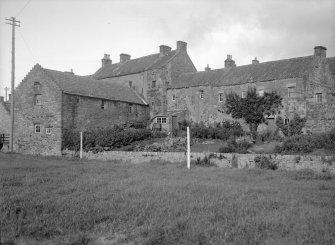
[13,66,62,155]
[62,93,149,132]
[62,150,335,173]
[0,100,10,134]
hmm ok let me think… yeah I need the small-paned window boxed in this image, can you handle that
[76,97,80,103]
[199,90,204,99]
[172,95,176,101]
[46,127,52,134]
[315,93,322,103]
[156,117,167,124]
[288,86,295,98]
[258,89,264,97]
[219,93,224,102]
[242,91,247,98]
[284,118,290,125]
[152,81,156,88]
[101,100,106,109]
[35,94,42,105]
[34,82,41,90]
[34,124,41,133]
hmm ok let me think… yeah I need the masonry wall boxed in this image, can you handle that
[13,67,62,155]
[62,93,149,132]
[0,101,10,134]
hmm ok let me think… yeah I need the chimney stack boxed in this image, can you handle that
[160,45,172,56]
[252,57,259,64]
[120,53,131,63]
[224,54,236,68]
[177,41,187,52]
[101,54,112,67]
[314,46,327,58]
[205,64,211,71]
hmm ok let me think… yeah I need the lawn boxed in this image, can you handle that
[1,153,335,245]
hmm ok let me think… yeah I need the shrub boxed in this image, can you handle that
[276,114,307,137]
[219,137,252,154]
[254,155,278,170]
[193,154,216,167]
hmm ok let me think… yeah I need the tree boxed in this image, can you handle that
[222,88,282,138]
[275,114,307,137]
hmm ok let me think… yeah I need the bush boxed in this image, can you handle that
[219,137,252,154]
[254,155,278,170]
[193,154,217,167]
[276,114,306,137]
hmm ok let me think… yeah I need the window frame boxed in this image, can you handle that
[156,117,167,124]
[258,89,264,97]
[284,118,290,125]
[101,100,106,109]
[34,94,42,106]
[172,95,176,101]
[129,104,133,113]
[152,80,156,88]
[241,91,247,98]
[45,127,52,135]
[34,82,41,90]
[199,90,204,99]
[34,124,41,133]
[219,93,224,102]
[315,93,322,103]
[288,86,295,98]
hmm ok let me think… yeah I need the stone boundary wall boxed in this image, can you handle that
[62,150,335,173]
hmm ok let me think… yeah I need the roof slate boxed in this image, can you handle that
[172,56,324,89]
[40,66,147,105]
[93,50,178,79]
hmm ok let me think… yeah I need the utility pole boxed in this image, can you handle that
[5,17,20,152]
[4,87,9,101]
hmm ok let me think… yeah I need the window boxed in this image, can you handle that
[101,100,106,109]
[151,101,155,107]
[219,93,224,102]
[156,117,167,124]
[288,86,295,98]
[46,127,52,134]
[129,104,133,113]
[152,81,156,88]
[129,81,132,88]
[315,93,322,103]
[34,94,42,105]
[199,90,204,99]
[284,118,290,125]
[76,97,80,103]
[242,91,247,98]
[34,124,41,133]
[258,89,264,97]
[34,82,41,90]
[172,95,176,101]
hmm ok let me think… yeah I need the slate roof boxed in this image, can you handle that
[93,50,178,79]
[172,56,319,89]
[38,65,147,105]
[0,100,10,113]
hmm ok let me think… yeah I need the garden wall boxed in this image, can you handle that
[62,150,335,173]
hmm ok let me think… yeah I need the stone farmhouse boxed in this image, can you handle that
[12,64,149,155]
[167,46,335,133]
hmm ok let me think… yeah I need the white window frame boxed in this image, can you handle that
[284,118,290,125]
[35,94,42,105]
[288,86,295,98]
[129,104,133,113]
[258,89,264,97]
[219,93,224,102]
[315,93,322,103]
[156,117,167,124]
[241,91,247,98]
[101,100,106,109]
[46,127,52,135]
[172,95,176,101]
[34,124,41,133]
[199,90,204,99]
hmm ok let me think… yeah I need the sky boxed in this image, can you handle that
[0,0,334,99]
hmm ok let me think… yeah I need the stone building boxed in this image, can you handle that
[93,41,197,122]
[0,96,10,135]
[13,64,149,155]
[167,46,335,133]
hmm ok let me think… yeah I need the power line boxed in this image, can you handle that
[16,0,33,17]
[18,29,37,62]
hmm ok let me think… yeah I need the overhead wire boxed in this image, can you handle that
[16,0,33,17]
[18,29,38,63]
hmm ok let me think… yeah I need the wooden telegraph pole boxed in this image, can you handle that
[5,17,20,152]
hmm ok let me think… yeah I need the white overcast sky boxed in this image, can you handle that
[0,0,334,98]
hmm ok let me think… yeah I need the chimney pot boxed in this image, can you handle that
[160,45,172,56]
[225,54,236,68]
[205,64,211,71]
[252,57,259,64]
[120,53,131,63]
[177,41,187,52]
[101,53,112,67]
[314,46,327,58]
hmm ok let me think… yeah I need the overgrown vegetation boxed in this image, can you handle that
[275,128,335,154]
[1,153,335,244]
[219,136,253,153]
[222,88,282,138]
[62,126,167,152]
[254,155,278,170]
[276,114,307,137]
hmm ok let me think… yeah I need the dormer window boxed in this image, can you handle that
[34,94,42,105]
[199,90,204,99]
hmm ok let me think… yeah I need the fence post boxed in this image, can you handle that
[187,126,190,169]
[80,131,83,159]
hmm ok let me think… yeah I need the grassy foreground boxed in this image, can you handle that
[1,153,335,245]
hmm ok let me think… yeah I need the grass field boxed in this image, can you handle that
[1,153,335,245]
